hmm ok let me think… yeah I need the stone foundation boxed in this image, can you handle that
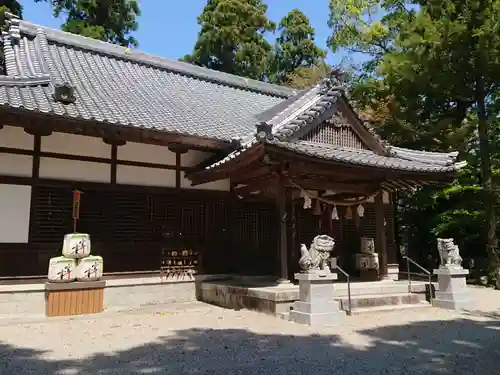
[197,279,298,315]
[0,274,229,318]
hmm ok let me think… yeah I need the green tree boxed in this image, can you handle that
[37,0,140,47]
[380,0,500,281]
[329,0,500,283]
[269,9,326,85]
[182,0,275,80]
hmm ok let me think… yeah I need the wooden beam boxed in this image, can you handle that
[231,164,276,185]
[287,177,380,194]
[189,144,265,186]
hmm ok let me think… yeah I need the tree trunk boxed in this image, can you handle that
[477,82,499,283]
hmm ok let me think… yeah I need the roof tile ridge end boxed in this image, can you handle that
[267,84,323,134]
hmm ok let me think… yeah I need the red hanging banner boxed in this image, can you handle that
[72,190,83,232]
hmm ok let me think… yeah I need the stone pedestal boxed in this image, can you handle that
[433,266,473,310]
[289,272,344,326]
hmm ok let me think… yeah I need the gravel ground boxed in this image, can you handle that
[0,286,499,375]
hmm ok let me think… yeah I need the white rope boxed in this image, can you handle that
[290,180,379,206]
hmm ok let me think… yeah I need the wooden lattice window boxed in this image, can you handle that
[300,120,367,149]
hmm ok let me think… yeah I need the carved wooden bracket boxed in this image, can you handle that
[102,136,126,146]
[168,143,189,154]
[24,126,52,136]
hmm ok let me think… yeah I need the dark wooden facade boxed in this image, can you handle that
[0,113,400,280]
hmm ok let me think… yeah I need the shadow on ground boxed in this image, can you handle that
[0,312,499,375]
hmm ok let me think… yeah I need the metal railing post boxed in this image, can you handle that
[406,254,411,293]
[403,255,433,303]
[335,265,351,316]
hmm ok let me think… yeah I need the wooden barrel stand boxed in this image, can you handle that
[45,280,106,317]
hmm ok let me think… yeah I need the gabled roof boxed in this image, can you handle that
[0,13,295,142]
[201,75,466,175]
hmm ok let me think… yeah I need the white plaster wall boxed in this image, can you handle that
[117,165,176,187]
[0,126,34,150]
[0,154,33,177]
[41,132,111,158]
[118,142,176,165]
[39,157,111,183]
[181,173,230,191]
[0,184,31,243]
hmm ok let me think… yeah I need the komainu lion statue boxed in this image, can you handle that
[299,235,335,273]
[437,238,463,267]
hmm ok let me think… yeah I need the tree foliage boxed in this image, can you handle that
[38,0,140,47]
[182,0,275,81]
[268,9,326,85]
[329,0,500,282]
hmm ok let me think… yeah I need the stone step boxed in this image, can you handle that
[334,282,430,297]
[337,292,424,310]
[348,302,431,315]
[278,312,290,321]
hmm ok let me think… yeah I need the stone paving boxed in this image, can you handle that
[0,286,499,375]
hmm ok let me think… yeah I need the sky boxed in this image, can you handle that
[22,0,345,65]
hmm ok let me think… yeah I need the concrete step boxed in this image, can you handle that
[337,292,424,310]
[348,302,431,315]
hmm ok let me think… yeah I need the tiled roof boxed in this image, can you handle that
[269,140,465,173]
[0,13,296,141]
[207,79,345,169]
[203,75,466,174]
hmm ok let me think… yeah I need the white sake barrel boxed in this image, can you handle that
[360,237,375,254]
[75,256,104,281]
[62,233,91,259]
[48,257,77,282]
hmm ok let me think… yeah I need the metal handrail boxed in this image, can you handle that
[335,265,351,316]
[402,255,433,304]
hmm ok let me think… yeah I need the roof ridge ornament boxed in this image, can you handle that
[319,67,346,94]
[255,121,274,142]
[53,82,76,104]
[4,12,21,42]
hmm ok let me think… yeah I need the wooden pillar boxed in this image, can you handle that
[375,191,389,280]
[287,198,297,279]
[28,134,41,241]
[277,176,290,283]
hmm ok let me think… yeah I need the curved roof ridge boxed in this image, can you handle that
[6,13,294,98]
